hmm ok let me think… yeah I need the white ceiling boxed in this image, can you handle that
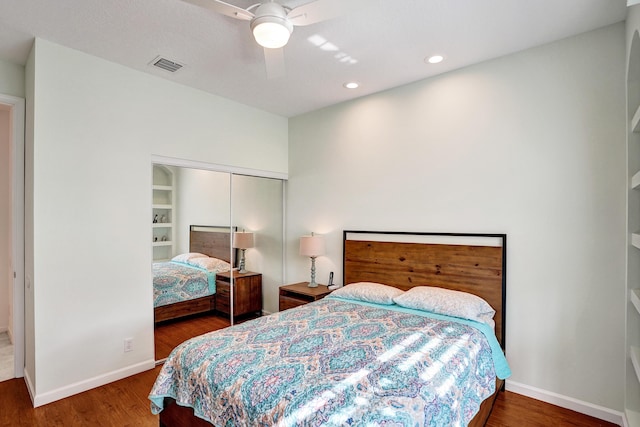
[0,0,627,117]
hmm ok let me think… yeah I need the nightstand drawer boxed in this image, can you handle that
[215,281,230,314]
[279,294,308,311]
[214,271,262,319]
[279,282,332,311]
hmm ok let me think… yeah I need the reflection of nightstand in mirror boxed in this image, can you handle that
[215,271,262,319]
[279,282,332,311]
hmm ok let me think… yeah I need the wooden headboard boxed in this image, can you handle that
[189,225,237,266]
[343,231,507,350]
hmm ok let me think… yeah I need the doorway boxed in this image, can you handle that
[0,94,25,381]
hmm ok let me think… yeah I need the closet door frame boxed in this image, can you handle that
[151,155,287,181]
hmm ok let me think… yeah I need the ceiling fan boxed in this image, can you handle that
[183,0,359,78]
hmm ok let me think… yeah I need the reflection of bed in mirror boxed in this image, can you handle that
[153,225,236,324]
[150,230,509,426]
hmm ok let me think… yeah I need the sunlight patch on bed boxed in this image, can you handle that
[397,336,442,372]
[328,406,358,424]
[343,367,371,386]
[437,374,456,397]
[420,336,468,383]
[276,368,371,426]
[354,396,368,406]
[377,332,421,363]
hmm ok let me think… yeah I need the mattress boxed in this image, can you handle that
[153,261,216,308]
[149,297,510,426]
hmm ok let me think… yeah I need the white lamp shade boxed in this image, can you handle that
[299,234,325,257]
[233,232,254,249]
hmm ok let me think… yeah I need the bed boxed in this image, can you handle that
[149,230,509,426]
[154,225,235,324]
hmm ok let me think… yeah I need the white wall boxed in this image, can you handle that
[25,38,287,404]
[288,23,626,412]
[174,167,231,254]
[0,58,24,98]
[0,108,10,333]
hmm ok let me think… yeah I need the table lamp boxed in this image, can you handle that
[233,231,254,274]
[299,232,325,287]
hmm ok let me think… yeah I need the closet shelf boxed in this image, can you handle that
[633,171,640,190]
[152,223,173,228]
[633,289,640,316]
[153,164,174,262]
[632,346,640,385]
[633,104,640,133]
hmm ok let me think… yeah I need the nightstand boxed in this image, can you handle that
[215,270,262,319]
[279,282,332,311]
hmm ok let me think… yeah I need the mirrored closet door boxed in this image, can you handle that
[230,174,284,320]
[152,164,231,361]
[152,162,285,362]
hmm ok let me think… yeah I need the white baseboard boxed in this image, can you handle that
[506,380,624,426]
[24,367,36,405]
[32,359,155,407]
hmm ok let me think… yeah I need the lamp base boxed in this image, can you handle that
[238,248,247,274]
[308,256,318,288]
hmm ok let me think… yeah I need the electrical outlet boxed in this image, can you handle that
[124,338,133,353]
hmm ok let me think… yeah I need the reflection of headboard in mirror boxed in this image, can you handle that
[189,225,237,266]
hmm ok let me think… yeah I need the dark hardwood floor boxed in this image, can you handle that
[0,313,620,426]
[486,392,618,426]
[154,312,230,360]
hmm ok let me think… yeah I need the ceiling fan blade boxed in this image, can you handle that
[287,0,362,26]
[182,0,253,20]
[263,48,286,79]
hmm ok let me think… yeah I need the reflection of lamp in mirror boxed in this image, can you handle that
[233,231,254,274]
[299,232,325,288]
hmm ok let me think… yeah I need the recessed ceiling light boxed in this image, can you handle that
[426,55,444,64]
[344,82,359,89]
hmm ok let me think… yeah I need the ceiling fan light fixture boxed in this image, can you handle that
[252,19,292,48]
[250,3,293,49]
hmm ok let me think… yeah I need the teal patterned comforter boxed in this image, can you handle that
[149,298,510,426]
[153,261,216,308]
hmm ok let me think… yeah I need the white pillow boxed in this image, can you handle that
[393,286,495,326]
[171,252,208,263]
[188,256,231,273]
[331,282,404,305]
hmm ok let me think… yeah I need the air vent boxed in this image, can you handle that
[150,56,184,73]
